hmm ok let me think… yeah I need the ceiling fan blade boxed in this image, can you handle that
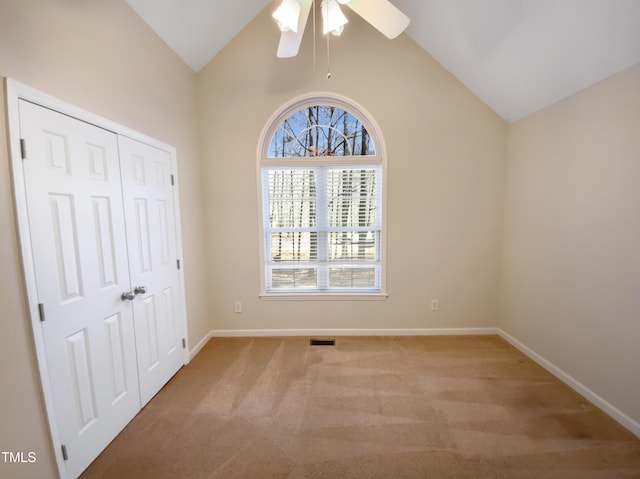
[277,0,313,58]
[342,0,410,39]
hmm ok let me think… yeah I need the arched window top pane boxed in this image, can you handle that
[268,105,376,158]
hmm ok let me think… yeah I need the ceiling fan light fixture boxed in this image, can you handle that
[273,0,301,33]
[275,0,410,58]
[321,0,348,36]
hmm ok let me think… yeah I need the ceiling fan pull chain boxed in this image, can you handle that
[326,28,331,79]
[313,0,317,71]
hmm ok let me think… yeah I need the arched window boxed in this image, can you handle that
[258,95,386,297]
[268,105,376,158]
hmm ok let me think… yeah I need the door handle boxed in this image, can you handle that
[121,286,146,301]
[134,286,147,296]
[121,291,136,301]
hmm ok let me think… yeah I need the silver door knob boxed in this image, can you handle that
[121,291,136,301]
[134,286,147,295]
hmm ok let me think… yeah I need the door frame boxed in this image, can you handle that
[4,78,190,479]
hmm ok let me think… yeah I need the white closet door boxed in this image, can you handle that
[19,100,141,479]
[118,136,185,406]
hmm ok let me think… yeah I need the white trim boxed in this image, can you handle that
[258,292,388,301]
[256,93,389,298]
[189,331,213,361]
[6,80,175,152]
[205,328,499,338]
[168,143,190,363]
[5,78,68,479]
[498,329,640,439]
[4,78,191,478]
[265,156,380,167]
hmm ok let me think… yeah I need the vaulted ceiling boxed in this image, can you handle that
[125,0,640,123]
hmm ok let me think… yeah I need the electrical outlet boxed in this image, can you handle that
[430,299,439,311]
[234,301,242,313]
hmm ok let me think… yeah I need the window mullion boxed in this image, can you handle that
[262,169,273,291]
[316,167,329,290]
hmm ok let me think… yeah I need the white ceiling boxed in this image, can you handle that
[125,0,640,123]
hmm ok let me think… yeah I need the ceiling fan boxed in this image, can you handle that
[273,0,410,58]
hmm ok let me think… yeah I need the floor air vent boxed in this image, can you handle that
[310,339,335,346]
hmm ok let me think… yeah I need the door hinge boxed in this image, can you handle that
[20,138,27,159]
[38,303,46,322]
[61,444,68,461]
[182,338,186,349]
[176,259,181,270]
[171,174,175,186]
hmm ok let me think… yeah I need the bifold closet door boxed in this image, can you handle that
[19,100,140,479]
[18,100,187,478]
[118,136,184,406]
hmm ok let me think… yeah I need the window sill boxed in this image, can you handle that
[259,292,388,301]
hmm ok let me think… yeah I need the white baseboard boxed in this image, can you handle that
[498,329,640,439]
[189,330,213,361]
[206,327,500,338]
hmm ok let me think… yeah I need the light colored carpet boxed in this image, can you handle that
[80,335,640,478]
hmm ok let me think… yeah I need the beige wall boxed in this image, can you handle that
[196,8,507,333]
[0,1,206,478]
[500,64,640,427]
[12,1,637,477]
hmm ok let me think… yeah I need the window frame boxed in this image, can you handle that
[257,93,388,300]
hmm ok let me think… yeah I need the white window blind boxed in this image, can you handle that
[262,165,382,292]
